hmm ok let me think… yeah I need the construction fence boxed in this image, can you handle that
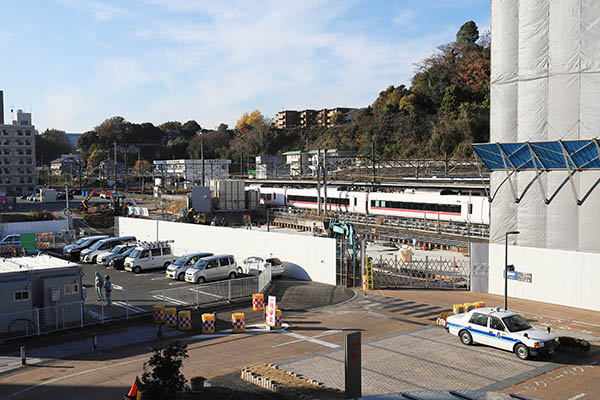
[372,255,470,290]
[0,270,271,342]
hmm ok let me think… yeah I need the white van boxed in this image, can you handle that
[80,236,137,263]
[185,255,238,284]
[124,241,174,273]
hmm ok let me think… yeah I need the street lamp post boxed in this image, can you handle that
[504,230,520,310]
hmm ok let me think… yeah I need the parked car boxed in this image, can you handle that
[446,307,558,360]
[63,235,109,260]
[26,193,37,201]
[124,242,174,273]
[239,256,285,277]
[108,247,136,270]
[80,236,136,263]
[96,243,137,265]
[166,252,214,281]
[185,255,237,284]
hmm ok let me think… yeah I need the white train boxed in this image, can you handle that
[257,186,490,225]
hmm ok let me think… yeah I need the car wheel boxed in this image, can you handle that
[237,267,243,274]
[197,277,206,284]
[459,330,473,345]
[515,343,530,360]
[92,256,97,263]
[133,266,141,274]
[229,272,236,279]
[163,262,171,268]
[177,273,184,281]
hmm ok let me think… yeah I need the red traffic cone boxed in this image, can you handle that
[422,242,426,251]
[125,376,139,399]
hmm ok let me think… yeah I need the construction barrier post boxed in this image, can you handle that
[164,308,177,327]
[201,313,215,334]
[232,313,245,333]
[152,305,165,323]
[178,310,191,331]
[252,293,264,311]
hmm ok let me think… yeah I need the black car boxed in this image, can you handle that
[108,247,135,270]
[63,235,108,260]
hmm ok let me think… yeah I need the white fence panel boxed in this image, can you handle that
[1,218,69,236]
[118,217,337,285]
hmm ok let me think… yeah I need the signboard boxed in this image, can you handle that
[505,270,532,283]
[345,332,361,398]
[267,295,277,327]
[365,257,374,289]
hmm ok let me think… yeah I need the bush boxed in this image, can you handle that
[558,336,591,353]
[27,210,57,221]
[139,342,189,400]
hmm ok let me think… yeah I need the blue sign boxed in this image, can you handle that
[507,270,518,280]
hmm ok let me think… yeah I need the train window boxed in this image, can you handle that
[381,201,386,208]
[375,201,380,207]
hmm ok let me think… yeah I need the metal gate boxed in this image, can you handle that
[336,239,360,287]
[372,256,470,290]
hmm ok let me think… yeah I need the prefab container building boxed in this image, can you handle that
[0,255,82,335]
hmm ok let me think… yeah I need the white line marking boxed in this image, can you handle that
[112,284,123,290]
[567,393,586,400]
[151,295,189,306]
[0,357,146,400]
[188,289,224,299]
[151,276,168,281]
[276,330,340,349]
[272,330,342,348]
[113,301,146,313]
[86,310,104,320]
[168,282,186,286]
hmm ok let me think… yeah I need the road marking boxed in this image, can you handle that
[567,394,586,400]
[0,357,146,400]
[151,295,189,306]
[86,310,104,321]
[112,284,123,290]
[168,282,186,286]
[513,309,600,328]
[275,330,340,349]
[151,276,168,281]
[272,330,342,348]
[188,289,224,299]
[113,301,146,313]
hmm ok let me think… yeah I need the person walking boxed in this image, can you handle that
[104,274,112,306]
[95,272,104,301]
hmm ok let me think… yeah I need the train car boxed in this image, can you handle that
[285,188,352,212]
[367,190,489,225]
[259,187,287,206]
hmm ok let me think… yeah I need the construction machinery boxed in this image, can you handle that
[76,190,128,217]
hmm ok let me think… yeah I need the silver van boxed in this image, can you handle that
[166,252,213,281]
[80,236,137,263]
[185,255,237,284]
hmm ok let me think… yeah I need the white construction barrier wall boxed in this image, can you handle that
[489,243,600,312]
[117,217,337,285]
[0,218,69,237]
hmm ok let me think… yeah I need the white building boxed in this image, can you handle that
[0,90,37,196]
[488,1,600,311]
[153,159,231,190]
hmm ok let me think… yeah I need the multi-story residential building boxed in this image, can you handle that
[153,159,231,190]
[0,91,37,195]
[300,109,317,128]
[274,110,301,129]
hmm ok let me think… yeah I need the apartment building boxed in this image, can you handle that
[276,107,357,129]
[274,110,301,129]
[0,91,37,195]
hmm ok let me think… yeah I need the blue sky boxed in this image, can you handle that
[0,0,489,133]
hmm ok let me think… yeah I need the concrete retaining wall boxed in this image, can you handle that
[117,217,337,285]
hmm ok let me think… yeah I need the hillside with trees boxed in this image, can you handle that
[66,21,489,173]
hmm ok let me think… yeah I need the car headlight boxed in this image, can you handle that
[534,342,543,348]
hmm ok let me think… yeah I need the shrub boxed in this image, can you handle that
[139,342,189,400]
[558,336,591,353]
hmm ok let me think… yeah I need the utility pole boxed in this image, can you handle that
[317,149,321,216]
[371,141,376,184]
[201,141,205,186]
[113,141,117,192]
[323,149,328,212]
[124,149,128,193]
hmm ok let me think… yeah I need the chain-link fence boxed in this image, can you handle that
[373,256,470,290]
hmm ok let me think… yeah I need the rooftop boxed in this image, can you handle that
[0,254,79,274]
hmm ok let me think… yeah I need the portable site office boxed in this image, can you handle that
[0,254,82,335]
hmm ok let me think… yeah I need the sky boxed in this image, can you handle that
[0,0,489,133]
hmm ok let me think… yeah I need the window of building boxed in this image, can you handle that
[17,130,23,136]
[64,284,79,295]
[25,150,31,155]
[1,130,6,136]
[14,290,30,301]
[25,130,31,136]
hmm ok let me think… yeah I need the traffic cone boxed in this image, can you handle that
[125,376,139,399]
[422,242,426,251]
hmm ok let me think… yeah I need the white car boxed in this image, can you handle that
[166,252,213,281]
[96,244,136,265]
[446,307,558,360]
[239,256,284,277]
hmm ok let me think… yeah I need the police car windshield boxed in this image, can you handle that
[174,256,190,266]
[502,315,532,332]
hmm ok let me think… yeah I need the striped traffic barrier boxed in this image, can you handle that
[164,307,177,327]
[252,294,264,311]
[272,309,282,329]
[152,305,165,323]
[178,310,191,331]
[232,313,245,333]
[201,313,215,334]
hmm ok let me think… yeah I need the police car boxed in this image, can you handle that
[446,307,558,360]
